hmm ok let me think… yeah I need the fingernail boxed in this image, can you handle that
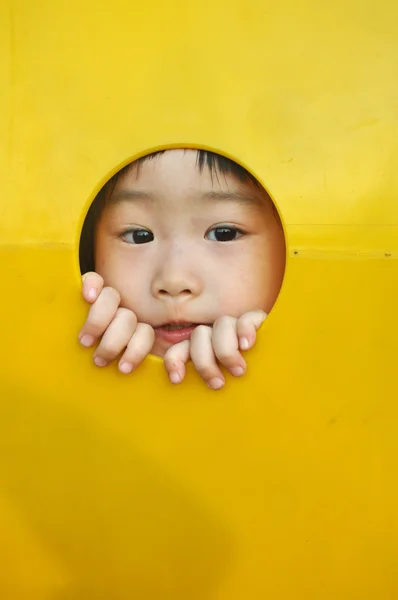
[208,377,224,390]
[119,362,133,374]
[170,372,181,384]
[94,356,107,367]
[80,334,95,347]
[230,366,245,377]
[239,337,250,350]
[88,288,97,301]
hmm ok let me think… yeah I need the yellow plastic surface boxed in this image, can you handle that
[1,1,398,598]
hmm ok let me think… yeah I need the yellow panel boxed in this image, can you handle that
[1,0,398,598]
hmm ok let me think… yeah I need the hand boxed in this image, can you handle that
[163,310,267,390]
[78,272,155,373]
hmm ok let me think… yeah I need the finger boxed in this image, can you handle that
[212,316,246,377]
[190,325,225,390]
[78,286,121,347]
[163,340,190,384]
[82,272,104,303]
[118,323,155,374]
[237,310,267,351]
[92,307,137,366]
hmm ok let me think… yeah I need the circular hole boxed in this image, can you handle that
[79,148,286,358]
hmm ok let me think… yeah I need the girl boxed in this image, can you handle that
[78,149,285,389]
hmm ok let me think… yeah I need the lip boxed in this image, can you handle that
[154,322,211,345]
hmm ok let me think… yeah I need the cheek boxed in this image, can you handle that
[95,242,141,294]
[208,250,262,314]
[226,235,285,313]
[255,233,286,310]
[94,239,116,280]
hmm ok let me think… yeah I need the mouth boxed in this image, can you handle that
[157,322,197,331]
[154,322,211,344]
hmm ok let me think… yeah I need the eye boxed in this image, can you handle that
[205,226,244,242]
[121,228,154,244]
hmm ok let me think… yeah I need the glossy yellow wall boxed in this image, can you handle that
[1,0,398,598]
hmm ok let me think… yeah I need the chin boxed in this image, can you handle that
[150,342,167,359]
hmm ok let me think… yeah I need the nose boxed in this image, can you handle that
[151,246,202,300]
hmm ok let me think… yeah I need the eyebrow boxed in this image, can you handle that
[202,190,264,206]
[110,189,264,206]
[109,189,156,204]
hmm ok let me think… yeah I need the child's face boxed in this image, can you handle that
[94,150,285,357]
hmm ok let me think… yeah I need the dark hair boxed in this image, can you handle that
[79,149,267,274]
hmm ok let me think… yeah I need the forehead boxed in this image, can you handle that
[111,150,264,200]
